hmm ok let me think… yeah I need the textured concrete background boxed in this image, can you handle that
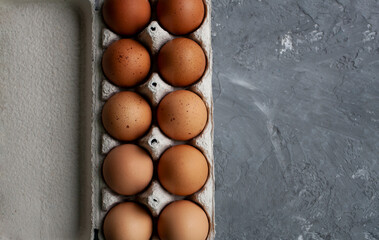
[212,0,379,239]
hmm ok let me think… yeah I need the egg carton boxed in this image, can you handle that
[92,0,214,239]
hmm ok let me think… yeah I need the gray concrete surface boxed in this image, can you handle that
[212,1,379,239]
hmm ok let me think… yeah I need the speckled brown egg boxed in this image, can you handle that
[102,39,151,87]
[158,145,208,196]
[102,91,152,141]
[103,202,153,240]
[157,90,207,141]
[103,144,153,195]
[102,0,151,36]
[157,0,205,35]
[158,38,206,87]
[158,200,209,240]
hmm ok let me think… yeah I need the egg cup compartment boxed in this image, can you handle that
[95,0,214,239]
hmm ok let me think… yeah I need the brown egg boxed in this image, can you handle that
[102,39,151,87]
[103,144,153,195]
[102,91,152,141]
[157,90,207,141]
[103,202,153,240]
[102,0,151,36]
[157,0,205,35]
[158,38,206,87]
[158,200,209,240]
[158,145,208,196]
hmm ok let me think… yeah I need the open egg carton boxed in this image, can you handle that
[93,0,214,239]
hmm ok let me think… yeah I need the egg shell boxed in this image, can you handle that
[157,90,207,141]
[102,91,152,141]
[102,39,151,87]
[103,144,153,196]
[103,202,153,240]
[158,145,208,196]
[158,38,206,87]
[158,200,209,240]
[157,0,205,35]
[102,0,151,36]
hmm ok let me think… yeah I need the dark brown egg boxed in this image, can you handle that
[102,0,151,36]
[157,90,207,141]
[157,0,205,35]
[158,145,208,196]
[158,38,206,87]
[102,39,151,87]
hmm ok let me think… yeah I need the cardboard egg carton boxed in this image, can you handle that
[94,0,214,239]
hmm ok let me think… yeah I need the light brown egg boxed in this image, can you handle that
[158,145,208,196]
[158,38,206,87]
[157,0,205,35]
[102,39,151,87]
[102,91,152,141]
[103,202,153,240]
[102,144,153,195]
[157,90,207,141]
[158,200,209,240]
[102,0,151,36]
